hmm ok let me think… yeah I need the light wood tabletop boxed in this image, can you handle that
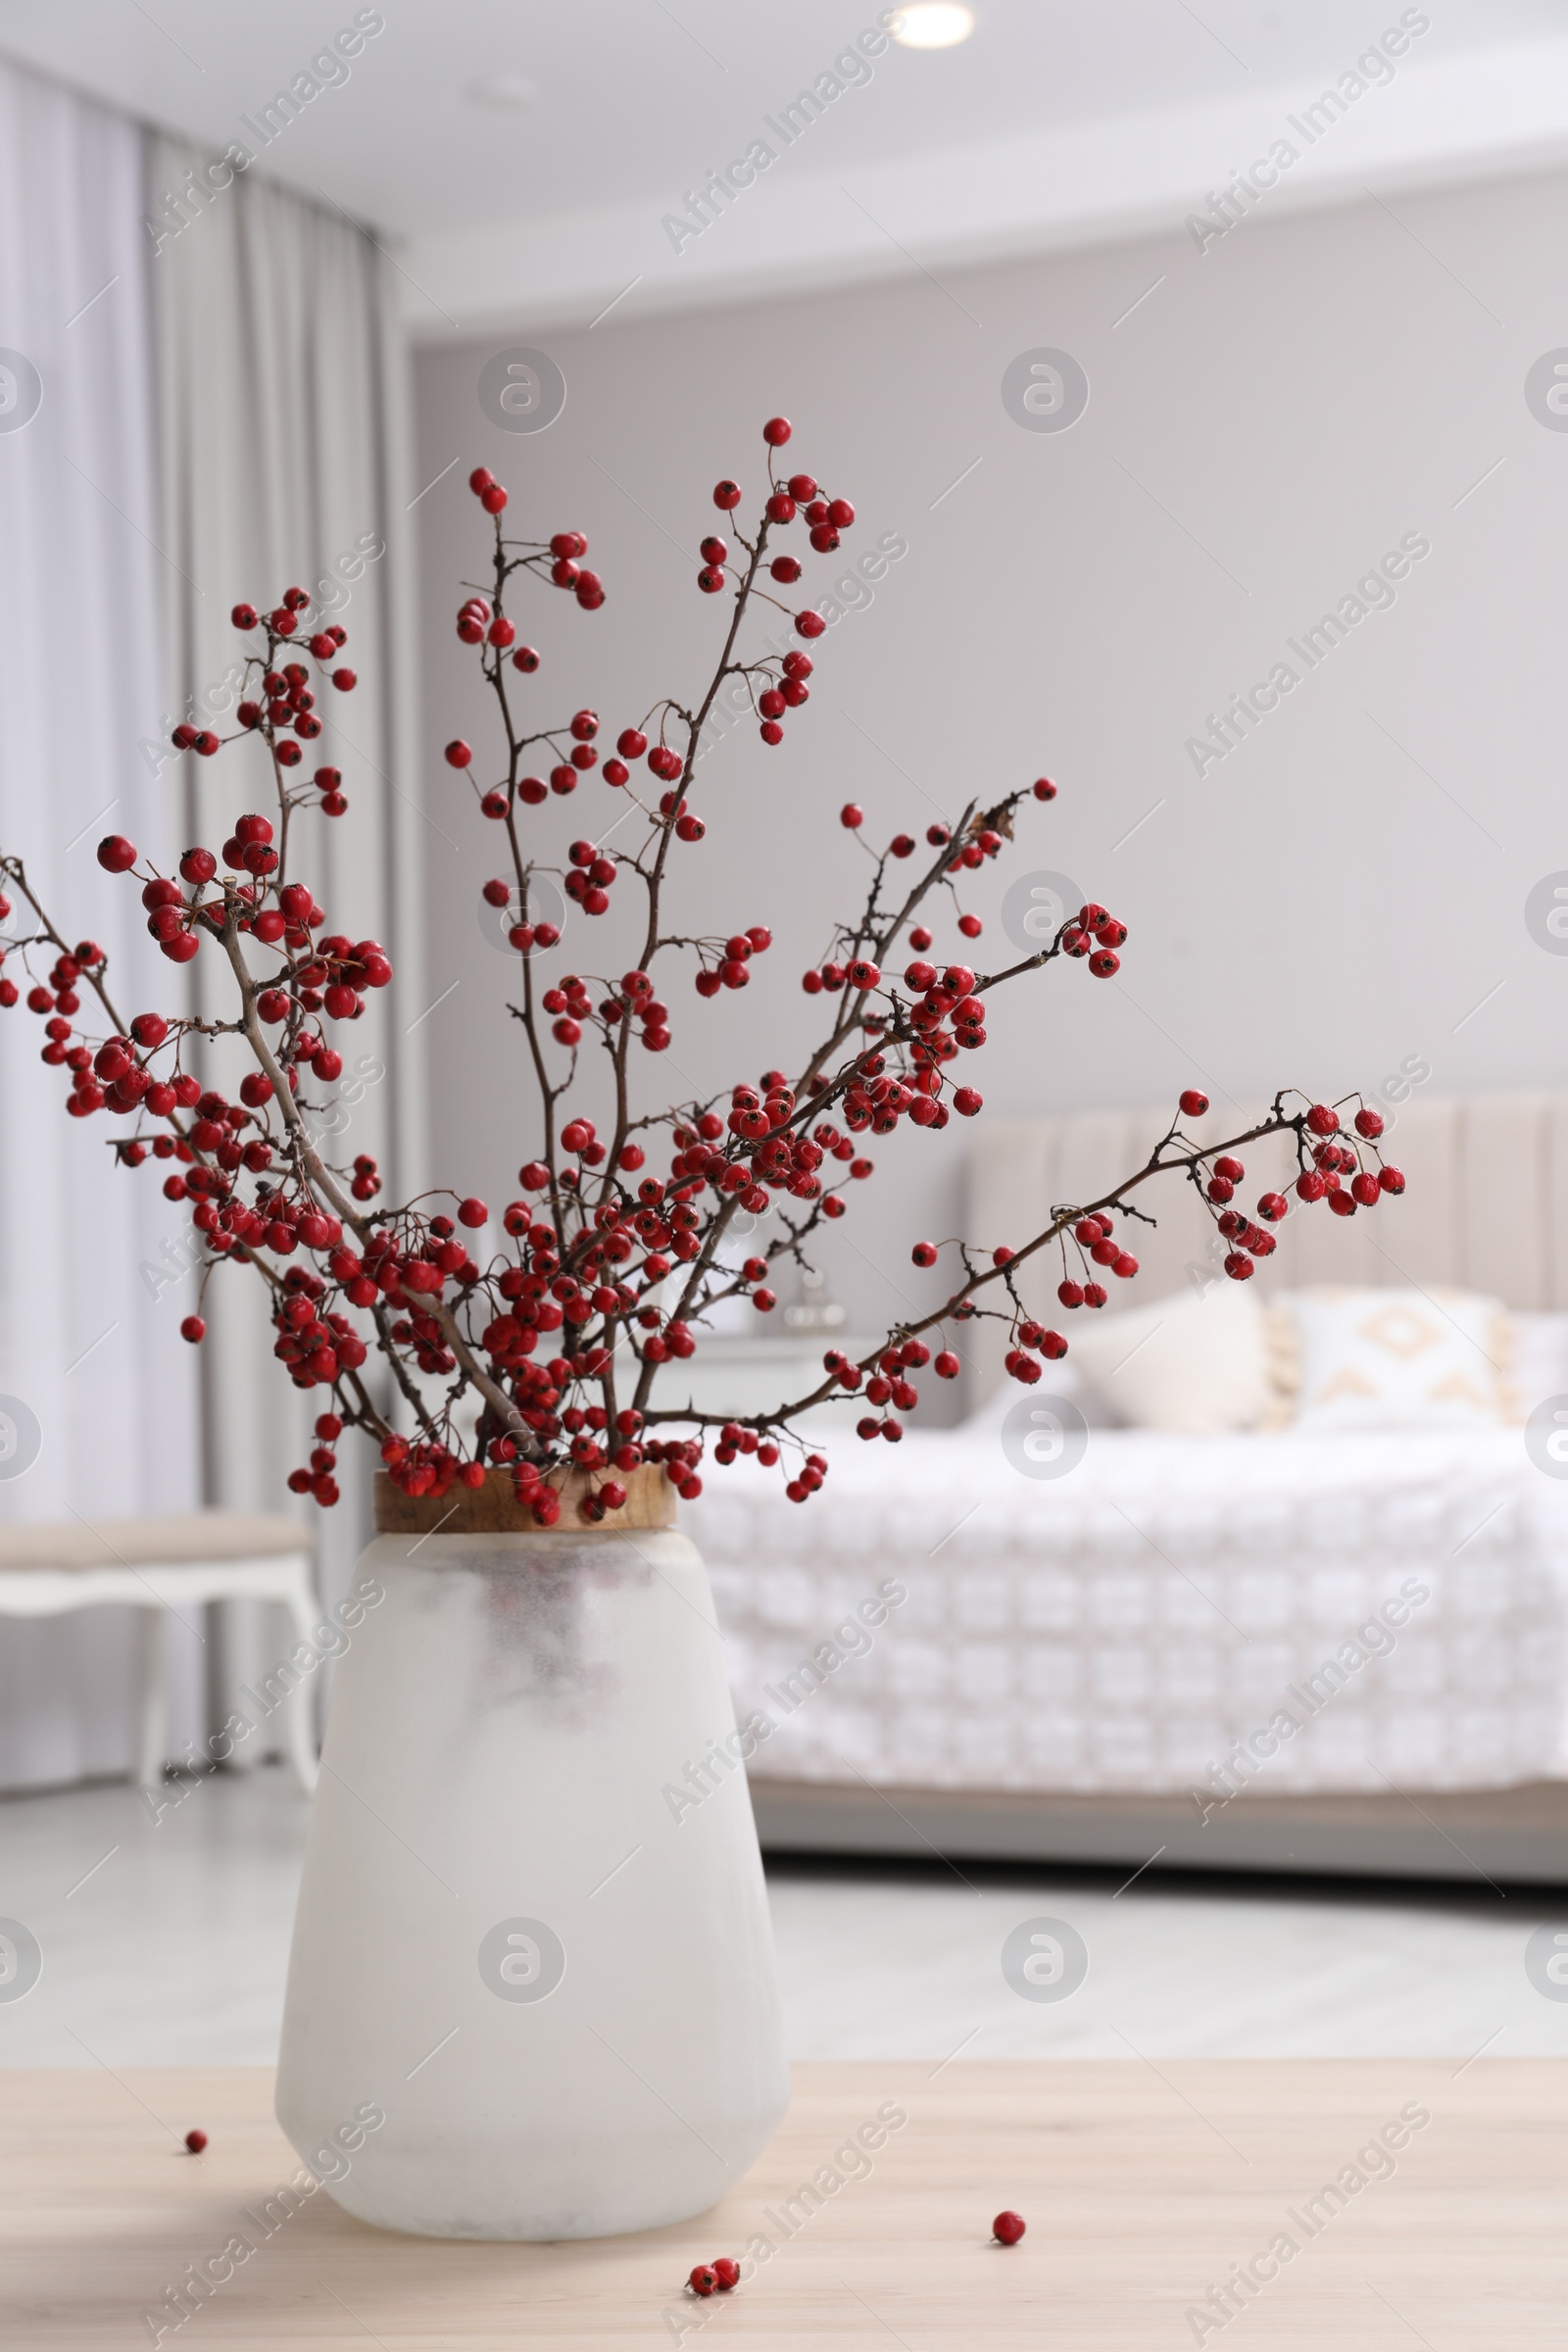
[3,2059,1562,2346]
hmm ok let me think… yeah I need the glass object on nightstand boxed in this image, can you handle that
[782,1266,846,1333]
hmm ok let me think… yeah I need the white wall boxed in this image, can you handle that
[412,164,1568,1421]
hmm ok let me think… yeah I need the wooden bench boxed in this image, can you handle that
[0,1512,318,1791]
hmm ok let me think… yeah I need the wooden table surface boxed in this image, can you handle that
[4,2060,1562,2346]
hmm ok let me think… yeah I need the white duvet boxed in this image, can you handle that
[685,1422,1568,1799]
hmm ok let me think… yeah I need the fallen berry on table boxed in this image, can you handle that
[688,2264,717,2296]
[712,2257,740,2289]
[184,2129,208,2154]
[993,2209,1025,2244]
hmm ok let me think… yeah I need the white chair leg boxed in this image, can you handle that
[280,1561,319,1794]
[133,1607,169,1788]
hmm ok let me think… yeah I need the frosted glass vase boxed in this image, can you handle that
[274,1467,788,2239]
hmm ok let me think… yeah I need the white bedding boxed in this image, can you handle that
[686,1424,1568,1800]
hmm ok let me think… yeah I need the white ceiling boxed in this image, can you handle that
[6,1,1568,335]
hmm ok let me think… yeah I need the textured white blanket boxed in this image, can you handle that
[686,1427,1568,1798]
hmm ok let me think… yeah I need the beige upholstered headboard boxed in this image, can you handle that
[965,1094,1568,1401]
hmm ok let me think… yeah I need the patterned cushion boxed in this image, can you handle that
[1277,1288,1511,1431]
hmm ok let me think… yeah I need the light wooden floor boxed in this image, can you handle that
[5,2060,1563,2346]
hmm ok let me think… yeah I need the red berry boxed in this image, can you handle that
[480,483,509,513]
[1256,1192,1288,1222]
[953,1088,982,1116]
[445,740,472,768]
[1379,1164,1405,1195]
[712,479,741,510]
[1306,1102,1340,1137]
[1354,1106,1385,1139]
[993,2210,1025,2245]
[458,1197,488,1227]
[1328,1188,1357,1217]
[841,803,863,828]
[762,416,792,445]
[468,467,494,494]
[230,604,258,630]
[1179,1089,1208,1116]
[689,2266,717,2297]
[1350,1171,1381,1206]
[1032,777,1056,800]
[184,2129,209,2154]
[180,1316,206,1344]
[712,2257,740,2290]
[795,609,826,639]
[912,1242,938,1267]
[97,834,137,873]
[957,913,983,939]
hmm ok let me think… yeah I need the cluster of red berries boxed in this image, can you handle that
[837,808,1061,945]
[1169,1087,1406,1281]
[1060,899,1126,980]
[2,927,99,1025]
[0,577,402,1437]
[217,590,357,802]
[465,466,604,605]
[287,1413,347,1508]
[1054,1208,1140,1310]
[705,417,842,747]
[23,819,392,1124]
[687,2257,741,2297]
[696,924,770,996]
[5,412,1385,1528]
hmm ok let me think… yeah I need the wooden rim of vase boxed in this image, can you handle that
[371,1461,678,1536]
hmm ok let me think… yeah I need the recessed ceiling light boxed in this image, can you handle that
[891,4,974,48]
[467,74,538,108]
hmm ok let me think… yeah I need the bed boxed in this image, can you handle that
[684,1092,1568,1883]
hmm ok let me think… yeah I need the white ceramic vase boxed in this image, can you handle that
[273,1471,788,2239]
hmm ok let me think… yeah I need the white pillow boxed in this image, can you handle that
[1060,1283,1272,1435]
[1278,1287,1510,1431]
[960,1351,1126,1435]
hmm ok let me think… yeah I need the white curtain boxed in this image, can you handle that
[150,136,426,1743]
[0,62,202,1786]
[0,72,424,1788]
